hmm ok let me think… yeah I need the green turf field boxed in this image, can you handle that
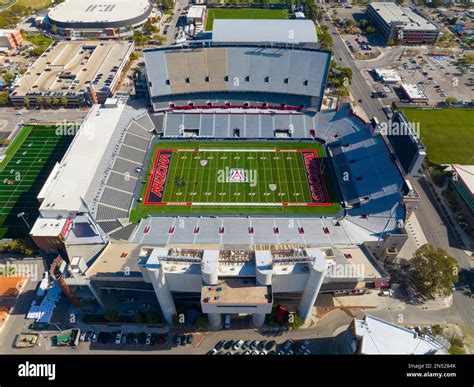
[402,108,474,164]
[0,125,73,239]
[205,8,289,31]
[130,142,341,220]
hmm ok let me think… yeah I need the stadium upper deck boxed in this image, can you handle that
[144,43,331,112]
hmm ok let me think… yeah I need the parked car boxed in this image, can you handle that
[215,340,225,351]
[264,340,276,351]
[180,335,186,346]
[92,333,98,343]
[249,340,259,350]
[224,340,234,350]
[145,333,152,345]
[80,332,86,342]
[186,334,193,345]
[233,340,244,351]
[175,334,181,346]
[281,339,294,352]
[115,332,123,345]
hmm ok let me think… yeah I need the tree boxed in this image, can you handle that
[45,97,52,106]
[104,309,119,322]
[366,26,376,34]
[145,311,161,324]
[61,97,68,107]
[51,24,57,34]
[52,97,59,105]
[410,244,459,297]
[3,72,16,84]
[288,312,304,330]
[36,96,43,106]
[23,97,29,107]
[0,91,9,106]
[445,97,457,104]
[132,312,144,323]
[387,39,396,46]
[195,316,207,329]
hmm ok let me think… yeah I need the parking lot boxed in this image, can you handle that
[207,338,315,356]
[365,53,474,105]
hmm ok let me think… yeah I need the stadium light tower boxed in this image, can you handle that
[17,212,30,229]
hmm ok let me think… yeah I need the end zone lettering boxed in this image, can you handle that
[302,151,329,205]
[145,150,173,204]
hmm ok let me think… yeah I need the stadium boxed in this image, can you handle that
[47,0,155,39]
[24,41,414,329]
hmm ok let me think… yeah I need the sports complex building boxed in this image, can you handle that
[47,0,156,39]
[24,39,420,328]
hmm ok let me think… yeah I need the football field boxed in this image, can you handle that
[132,142,341,219]
[0,125,73,238]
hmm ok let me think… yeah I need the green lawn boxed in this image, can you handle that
[402,108,474,165]
[130,141,341,221]
[0,125,73,239]
[205,8,289,31]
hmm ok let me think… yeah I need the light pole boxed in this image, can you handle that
[17,212,30,229]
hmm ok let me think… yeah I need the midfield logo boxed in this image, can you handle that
[228,168,247,182]
[217,167,257,186]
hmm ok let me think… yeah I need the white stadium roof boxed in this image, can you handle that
[38,99,127,214]
[48,0,152,25]
[212,19,318,43]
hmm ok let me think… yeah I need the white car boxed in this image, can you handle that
[233,340,244,351]
[145,333,152,345]
[79,332,86,342]
[115,332,122,344]
[92,333,98,343]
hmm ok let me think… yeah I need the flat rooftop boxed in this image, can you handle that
[38,99,127,213]
[354,315,446,354]
[369,2,438,31]
[401,83,428,100]
[187,5,205,19]
[48,0,152,25]
[212,19,318,43]
[202,279,271,305]
[11,40,133,98]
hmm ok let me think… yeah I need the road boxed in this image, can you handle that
[0,108,89,138]
[320,10,387,122]
[163,0,189,46]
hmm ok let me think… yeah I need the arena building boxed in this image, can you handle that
[29,40,414,329]
[48,0,156,39]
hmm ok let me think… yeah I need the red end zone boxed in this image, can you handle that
[144,149,175,205]
[298,149,331,207]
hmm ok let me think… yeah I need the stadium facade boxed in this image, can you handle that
[30,39,416,328]
[48,0,156,39]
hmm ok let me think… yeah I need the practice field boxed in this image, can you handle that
[131,142,341,219]
[205,8,289,31]
[402,108,474,164]
[0,125,73,239]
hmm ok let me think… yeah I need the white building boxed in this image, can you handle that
[349,315,447,354]
[374,68,401,84]
[400,83,428,102]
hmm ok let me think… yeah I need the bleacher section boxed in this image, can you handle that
[162,111,318,138]
[94,114,154,233]
[144,43,331,111]
[316,106,405,235]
